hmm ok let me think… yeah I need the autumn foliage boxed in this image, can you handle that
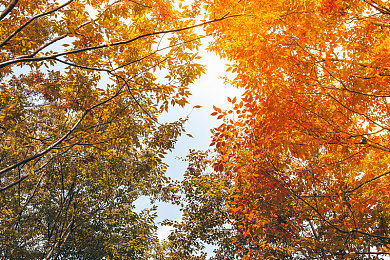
[206,0,390,258]
[0,0,212,258]
[5,0,390,258]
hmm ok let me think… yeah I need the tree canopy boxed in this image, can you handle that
[205,0,390,258]
[4,0,390,259]
[0,0,219,258]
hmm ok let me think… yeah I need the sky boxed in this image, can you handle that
[8,0,240,253]
[9,0,240,245]
[133,37,243,240]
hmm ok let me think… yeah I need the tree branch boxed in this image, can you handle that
[25,21,90,58]
[347,170,390,193]
[0,174,28,192]
[0,83,126,176]
[0,0,74,48]
[0,13,240,69]
[0,0,18,22]
[44,217,74,260]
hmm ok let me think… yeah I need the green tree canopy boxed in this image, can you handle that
[0,0,224,258]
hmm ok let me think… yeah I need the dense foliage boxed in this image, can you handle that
[5,0,390,259]
[205,0,390,258]
[0,0,210,258]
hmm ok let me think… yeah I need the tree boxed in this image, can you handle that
[162,150,243,260]
[0,0,231,258]
[204,0,390,258]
